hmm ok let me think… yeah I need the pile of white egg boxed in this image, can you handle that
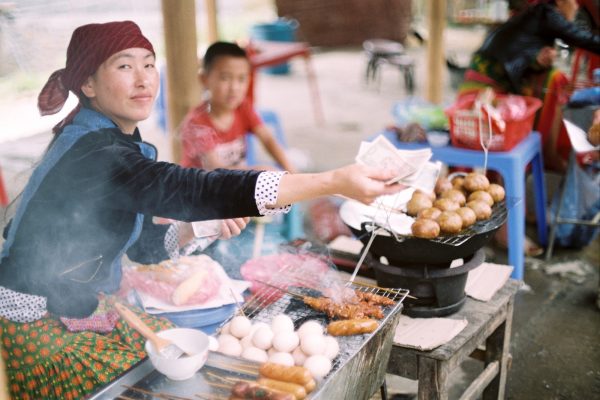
[214,314,339,380]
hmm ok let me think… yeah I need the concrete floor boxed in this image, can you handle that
[1,27,599,400]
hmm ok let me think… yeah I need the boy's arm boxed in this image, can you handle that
[252,123,297,173]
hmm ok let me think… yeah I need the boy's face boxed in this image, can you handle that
[203,56,251,111]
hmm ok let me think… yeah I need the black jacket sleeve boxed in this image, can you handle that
[68,129,263,222]
[542,6,600,54]
[126,215,170,264]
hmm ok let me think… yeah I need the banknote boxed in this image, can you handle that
[356,135,417,182]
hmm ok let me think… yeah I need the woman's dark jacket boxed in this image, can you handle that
[477,3,600,91]
[0,110,261,318]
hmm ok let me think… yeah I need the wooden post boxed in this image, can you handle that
[426,0,446,104]
[161,0,201,163]
[205,0,219,42]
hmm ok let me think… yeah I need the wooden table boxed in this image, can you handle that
[387,279,521,400]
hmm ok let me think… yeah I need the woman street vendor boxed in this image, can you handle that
[0,21,404,399]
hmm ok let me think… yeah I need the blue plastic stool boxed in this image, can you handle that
[246,109,304,241]
[383,131,548,280]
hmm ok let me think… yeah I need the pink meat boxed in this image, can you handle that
[121,263,220,306]
[240,253,331,300]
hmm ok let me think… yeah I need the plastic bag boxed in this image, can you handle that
[550,160,600,248]
[392,98,449,130]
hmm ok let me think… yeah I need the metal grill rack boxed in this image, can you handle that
[219,263,409,383]
[366,197,517,247]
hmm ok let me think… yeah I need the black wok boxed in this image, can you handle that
[348,200,509,266]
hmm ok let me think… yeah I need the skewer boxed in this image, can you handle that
[122,385,194,400]
[229,286,246,317]
[206,360,258,375]
[196,394,228,400]
[204,381,231,389]
[116,396,138,400]
[253,279,304,300]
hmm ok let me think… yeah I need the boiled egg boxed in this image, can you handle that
[229,315,252,339]
[252,326,274,350]
[300,333,327,356]
[268,351,295,367]
[272,331,300,353]
[271,314,295,334]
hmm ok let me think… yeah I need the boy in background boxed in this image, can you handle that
[180,41,296,173]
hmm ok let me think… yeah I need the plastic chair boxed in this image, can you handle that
[0,166,8,207]
[383,131,548,280]
[246,109,304,241]
[363,39,415,94]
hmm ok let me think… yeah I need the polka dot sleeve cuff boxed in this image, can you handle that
[255,171,291,216]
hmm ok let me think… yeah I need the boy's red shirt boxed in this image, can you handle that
[180,99,262,168]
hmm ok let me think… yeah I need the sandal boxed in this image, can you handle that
[494,229,544,257]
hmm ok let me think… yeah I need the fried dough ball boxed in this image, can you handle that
[463,172,490,192]
[487,183,506,203]
[441,189,467,206]
[467,200,492,221]
[468,190,494,206]
[456,207,477,228]
[433,198,460,212]
[451,176,465,190]
[589,123,600,146]
[415,189,436,202]
[406,195,433,217]
[435,178,453,196]
[418,207,442,220]
[438,211,463,234]
[411,218,440,239]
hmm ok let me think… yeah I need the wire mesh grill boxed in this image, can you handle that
[220,263,409,380]
[367,197,517,247]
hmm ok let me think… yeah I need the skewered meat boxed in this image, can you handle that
[326,319,379,336]
[257,378,307,400]
[259,363,312,386]
[230,381,294,400]
[353,290,395,306]
[302,296,384,319]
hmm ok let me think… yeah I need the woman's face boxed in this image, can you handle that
[556,0,579,22]
[81,48,158,133]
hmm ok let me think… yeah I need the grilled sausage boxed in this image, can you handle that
[259,363,312,385]
[326,318,379,336]
[304,379,316,393]
[257,378,307,400]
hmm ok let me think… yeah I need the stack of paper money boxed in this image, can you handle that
[356,135,442,193]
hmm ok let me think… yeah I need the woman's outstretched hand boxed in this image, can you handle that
[330,164,404,204]
[275,163,405,207]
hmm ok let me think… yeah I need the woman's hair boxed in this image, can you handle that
[203,41,248,72]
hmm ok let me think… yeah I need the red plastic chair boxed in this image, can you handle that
[0,166,8,207]
[570,48,600,90]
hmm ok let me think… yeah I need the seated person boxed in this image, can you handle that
[459,0,599,172]
[180,41,296,173]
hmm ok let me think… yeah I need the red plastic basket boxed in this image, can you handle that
[446,94,543,151]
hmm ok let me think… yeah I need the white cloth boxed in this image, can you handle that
[465,262,513,302]
[394,315,468,351]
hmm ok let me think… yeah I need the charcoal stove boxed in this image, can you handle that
[342,199,512,317]
[369,248,485,317]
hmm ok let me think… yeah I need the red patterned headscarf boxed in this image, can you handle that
[37,21,154,133]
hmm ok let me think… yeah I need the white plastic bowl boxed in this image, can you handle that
[145,328,209,380]
[426,131,450,147]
